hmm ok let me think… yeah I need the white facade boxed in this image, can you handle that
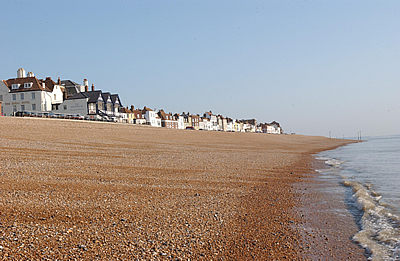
[199,120,205,130]
[144,110,161,127]
[177,115,185,129]
[204,113,218,131]
[114,112,127,123]
[0,81,63,116]
[51,85,64,105]
[53,97,88,116]
[201,118,213,131]
[102,96,113,115]
[226,121,234,132]
[267,125,282,134]
[1,68,64,116]
[135,118,147,125]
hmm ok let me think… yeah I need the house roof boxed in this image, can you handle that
[60,80,81,97]
[60,80,80,88]
[132,109,144,118]
[158,109,167,119]
[142,106,153,112]
[158,109,175,120]
[241,119,257,125]
[65,86,79,97]
[41,77,59,92]
[110,94,121,106]
[66,92,88,100]
[120,107,132,113]
[173,113,180,117]
[81,91,103,103]
[102,92,111,103]
[4,77,52,92]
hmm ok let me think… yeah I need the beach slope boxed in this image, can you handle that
[0,117,364,259]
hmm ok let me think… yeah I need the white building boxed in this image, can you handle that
[258,121,283,134]
[173,113,185,129]
[199,118,205,130]
[226,119,234,132]
[142,107,161,127]
[133,109,146,125]
[267,121,283,134]
[0,68,64,116]
[203,111,218,131]
[53,92,89,116]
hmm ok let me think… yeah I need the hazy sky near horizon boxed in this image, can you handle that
[1,0,399,137]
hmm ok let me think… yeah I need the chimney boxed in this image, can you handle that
[83,78,88,86]
[130,105,134,111]
[91,84,95,91]
[17,68,26,78]
[57,77,61,85]
[83,79,88,92]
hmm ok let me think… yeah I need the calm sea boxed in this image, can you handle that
[316,135,400,260]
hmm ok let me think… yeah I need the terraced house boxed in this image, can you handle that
[158,109,178,129]
[1,68,284,134]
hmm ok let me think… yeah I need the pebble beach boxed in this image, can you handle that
[0,117,366,260]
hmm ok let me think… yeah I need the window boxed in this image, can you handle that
[11,84,20,89]
[63,105,67,110]
[31,93,35,99]
[24,82,33,88]
[32,104,36,111]
[54,94,56,100]
[21,105,25,111]
[0,95,2,101]
[20,93,24,100]
[12,94,16,101]
[12,105,17,112]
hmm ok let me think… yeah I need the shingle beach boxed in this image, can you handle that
[0,117,365,260]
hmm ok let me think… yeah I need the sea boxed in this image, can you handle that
[316,135,400,261]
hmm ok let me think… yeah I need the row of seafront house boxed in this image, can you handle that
[0,68,283,134]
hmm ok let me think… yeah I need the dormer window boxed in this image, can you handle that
[24,82,33,88]
[11,84,20,89]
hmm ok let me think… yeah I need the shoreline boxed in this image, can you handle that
[293,151,367,260]
[0,117,365,259]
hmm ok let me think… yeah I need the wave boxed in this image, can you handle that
[317,156,400,260]
[316,156,344,167]
[342,180,400,260]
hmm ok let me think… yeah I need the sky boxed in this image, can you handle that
[1,0,399,137]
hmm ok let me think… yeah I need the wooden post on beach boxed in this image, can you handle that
[357,130,362,141]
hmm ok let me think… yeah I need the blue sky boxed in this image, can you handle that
[1,0,399,136]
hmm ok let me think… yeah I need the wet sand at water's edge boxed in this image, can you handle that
[0,117,366,259]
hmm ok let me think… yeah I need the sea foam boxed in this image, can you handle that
[342,179,400,260]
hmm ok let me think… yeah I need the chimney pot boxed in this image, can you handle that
[57,77,61,85]
[91,84,95,91]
